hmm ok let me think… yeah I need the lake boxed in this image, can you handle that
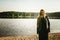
[0,19,60,36]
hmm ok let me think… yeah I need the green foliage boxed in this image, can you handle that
[0,11,60,19]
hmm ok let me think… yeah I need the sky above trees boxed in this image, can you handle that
[0,0,60,12]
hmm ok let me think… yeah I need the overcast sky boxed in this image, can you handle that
[0,0,60,12]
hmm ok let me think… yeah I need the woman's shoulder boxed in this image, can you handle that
[45,16,49,19]
[37,17,41,19]
[45,16,48,18]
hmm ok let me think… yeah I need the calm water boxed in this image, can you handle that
[0,19,60,36]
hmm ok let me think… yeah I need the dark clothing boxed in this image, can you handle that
[37,16,50,40]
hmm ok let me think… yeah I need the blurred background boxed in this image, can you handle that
[0,0,60,37]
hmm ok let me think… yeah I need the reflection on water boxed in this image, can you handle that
[50,19,60,33]
[0,19,37,36]
[0,19,60,36]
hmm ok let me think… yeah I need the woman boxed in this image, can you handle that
[37,9,50,40]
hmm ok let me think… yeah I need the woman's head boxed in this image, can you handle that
[39,9,46,18]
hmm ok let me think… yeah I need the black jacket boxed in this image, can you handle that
[37,16,50,34]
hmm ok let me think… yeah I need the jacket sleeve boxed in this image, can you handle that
[37,18,39,34]
[37,18,42,34]
[47,17,50,32]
